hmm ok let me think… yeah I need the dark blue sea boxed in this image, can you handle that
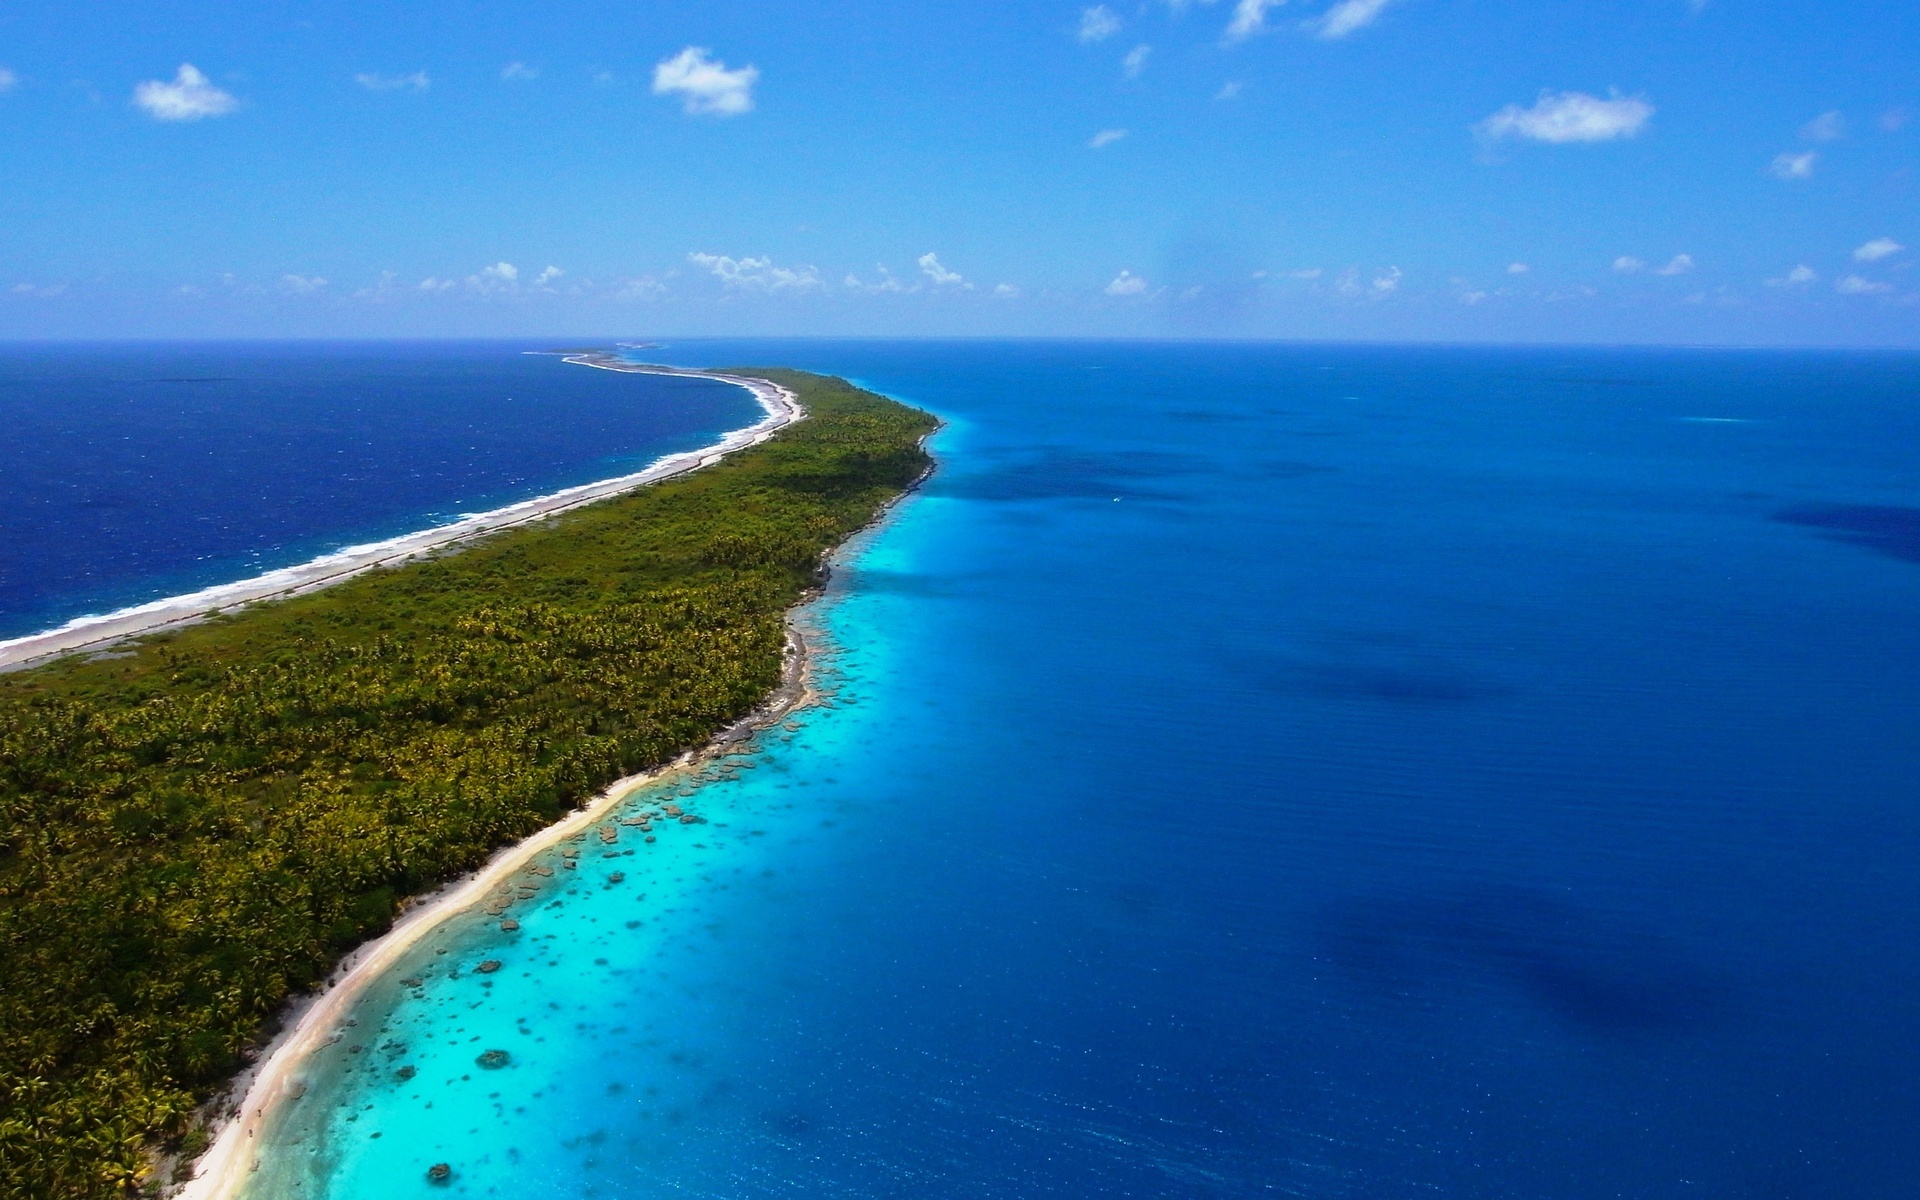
[0,342,760,640]
[16,341,1920,1198]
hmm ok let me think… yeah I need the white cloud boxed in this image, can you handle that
[1123,44,1152,78]
[1836,274,1891,295]
[1800,110,1845,142]
[993,283,1021,298]
[1769,151,1816,179]
[356,71,430,92]
[0,67,17,93]
[534,265,565,286]
[278,274,328,294]
[1854,237,1904,262]
[1224,0,1283,43]
[1654,254,1695,276]
[480,262,518,282]
[418,277,456,292]
[1882,108,1911,133]
[1215,80,1242,100]
[845,265,913,294]
[1478,90,1652,144]
[10,282,68,297]
[613,276,667,301]
[1286,267,1322,279]
[688,252,822,291]
[133,64,237,121]
[1372,266,1402,293]
[1506,262,1530,275]
[1089,127,1129,149]
[1764,265,1817,287]
[918,253,967,286]
[1459,290,1488,305]
[1315,0,1393,39]
[1079,5,1123,42]
[1612,256,1645,273]
[500,62,538,82]
[652,47,758,117]
[1106,270,1149,296]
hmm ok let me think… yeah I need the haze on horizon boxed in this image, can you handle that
[0,0,1915,346]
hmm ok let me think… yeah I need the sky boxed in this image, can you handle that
[0,0,1916,345]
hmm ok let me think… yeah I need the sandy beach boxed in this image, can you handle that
[0,358,801,673]
[161,358,815,1198]
[169,609,823,1200]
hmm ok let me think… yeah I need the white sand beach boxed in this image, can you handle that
[0,360,801,673]
[162,359,810,1199]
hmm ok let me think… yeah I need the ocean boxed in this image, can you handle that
[0,342,761,640]
[16,340,1920,1197]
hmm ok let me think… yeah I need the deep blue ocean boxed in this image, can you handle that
[0,342,759,640]
[13,341,1920,1197]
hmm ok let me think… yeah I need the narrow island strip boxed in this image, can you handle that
[0,368,938,1200]
[0,358,800,673]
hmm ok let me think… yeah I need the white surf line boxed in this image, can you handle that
[0,362,802,672]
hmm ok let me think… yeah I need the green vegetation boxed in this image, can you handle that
[0,370,936,1199]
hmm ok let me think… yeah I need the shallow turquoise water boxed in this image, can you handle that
[247,341,1920,1198]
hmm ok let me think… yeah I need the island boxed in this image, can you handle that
[0,367,937,1199]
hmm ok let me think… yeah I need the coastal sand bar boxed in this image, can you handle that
[0,360,800,673]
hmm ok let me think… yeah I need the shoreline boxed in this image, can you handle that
[168,405,940,1200]
[0,357,800,674]
[169,608,829,1200]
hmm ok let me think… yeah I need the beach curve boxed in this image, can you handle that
[0,357,801,673]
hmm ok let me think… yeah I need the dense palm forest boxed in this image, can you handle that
[0,370,936,1199]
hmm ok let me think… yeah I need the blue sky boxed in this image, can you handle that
[1,0,1916,344]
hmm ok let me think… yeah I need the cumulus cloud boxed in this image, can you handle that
[356,71,430,92]
[688,252,822,291]
[1882,108,1910,133]
[1765,265,1817,287]
[1854,237,1904,262]
[0,67,16,93]
[1800,111,1845,142]
[993,283,1021,298]
[1478,90,1652,144]
[1224,0,1283,43]
[1079,5,1123,42]
[480,262,518,282]
[1835,275,1891,295]
[1769,151,1816,179]
[613,276,667,301]
[534,266,565,286]
[1106,270,1149,296]
[1654,254,1694,276]
[278,274,328,294]
[418,277,456,292]
[500,62,538,82]
[1215,81,1242,100]
[1459,290,1488,305]
[652,47,757,117]
[1286,267,1323,279]
[134,64,237,121]
[1123,44,1152,78]
[1507,262,1530,275]
[1371,266,1402,293]
[845,265,913,294]
[1089,127,1129,149]
[1612,256,1645,273]
[1315,0,1393,39]
[918,253,968,286]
